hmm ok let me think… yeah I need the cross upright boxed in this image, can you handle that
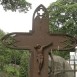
[1,4,77,77]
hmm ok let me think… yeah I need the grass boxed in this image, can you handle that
[0,64,20,77]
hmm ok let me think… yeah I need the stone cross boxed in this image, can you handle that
[1,4,77,77]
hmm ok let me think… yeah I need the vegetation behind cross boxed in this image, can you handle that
[1,4,77,77]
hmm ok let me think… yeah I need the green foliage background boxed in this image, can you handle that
[0,0,77,76]
[0,0,31,12]
[48,0,77,59]
[0,29,30,77]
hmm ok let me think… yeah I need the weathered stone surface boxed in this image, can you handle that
[49,55,74,77]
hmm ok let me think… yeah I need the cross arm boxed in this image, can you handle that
[1,32,33,50]
[48,33,77,51]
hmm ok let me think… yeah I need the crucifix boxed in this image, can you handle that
[1,4,77,77]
